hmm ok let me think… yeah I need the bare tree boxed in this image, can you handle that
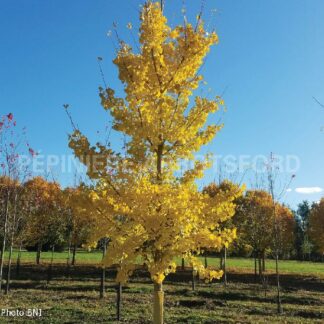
[0,113,33,294]
[266,153,295,314]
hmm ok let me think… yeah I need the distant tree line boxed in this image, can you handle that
[1,177,323,279]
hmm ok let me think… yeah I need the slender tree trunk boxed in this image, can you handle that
[5,242,13,294]
[262,252,266,272]
[258,257,262,278]
[153,145,164,323]
[71,244,77,266]
[47,245,55,284]
[153,282,164,324]
[99,266,105,299]
[268,163,283,314]
[67,234,72,267]
[272,198,282,313]
[275,253,282,314]
[0,246,2,291]
[116,282,122,321]
[160,0,164,12]
[260,252,267,296]
[66,235,72,278]
[220,253,223,270]
[204,254,208,268]
[181,257,185,270]
[156,144,163,183]
[16,242,22,277]
[0,191,10,292]
[100,241,107,299]
[191,268,196,291]
[223,247,227,286]
[5,191,18,294]
[36,243,42,265]
[6,191,17,293]
[254,251,257,282]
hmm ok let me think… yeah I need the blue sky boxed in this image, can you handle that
[1,0,323,208]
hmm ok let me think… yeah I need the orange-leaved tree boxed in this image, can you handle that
[234,190,274,276]
[23,177,64,264]
[308,198,324,257]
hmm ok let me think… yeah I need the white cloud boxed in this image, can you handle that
[286,188,292,192]
[295,187,323,194]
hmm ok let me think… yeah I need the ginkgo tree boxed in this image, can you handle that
[63,186,95,266]
[203,180,242,285]
[273,204,295,259]
[68,2,241,323]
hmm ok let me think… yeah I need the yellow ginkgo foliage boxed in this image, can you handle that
[69,2,241,323]
[63,186,98,256]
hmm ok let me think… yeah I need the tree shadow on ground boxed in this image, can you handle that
[227,272,324,293]
[9,264,324,295]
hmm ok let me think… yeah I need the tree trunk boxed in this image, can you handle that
[36,243,42,265]
[254,251,257,282]
[5,191,18,294]
[156,144,163,183]
[67,234,72,267]
[47,245,55,284]
[258,257,262,277]
[204,254,208,268]
[99,266,105,299]
[71,244,77,266]
[275,253,282,314]
[5,227,15,295]
[223,247,227,286]
[262,252,266,272]
[181,257,185,270]
[192,268,196,291]
[66,243,71,279]
[5,241,13,294]
[0,191,10,292]
[5,244,13,294]
[153,282,164,324]
[100,239,107,298]
[160,0,164,12]
[16,243,22,277]
[153,143,164,323]
[116,282,122,321]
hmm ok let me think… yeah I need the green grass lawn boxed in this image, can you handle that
[201,257,324,277]
[7,250,104,264]
[5,250,324,277]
